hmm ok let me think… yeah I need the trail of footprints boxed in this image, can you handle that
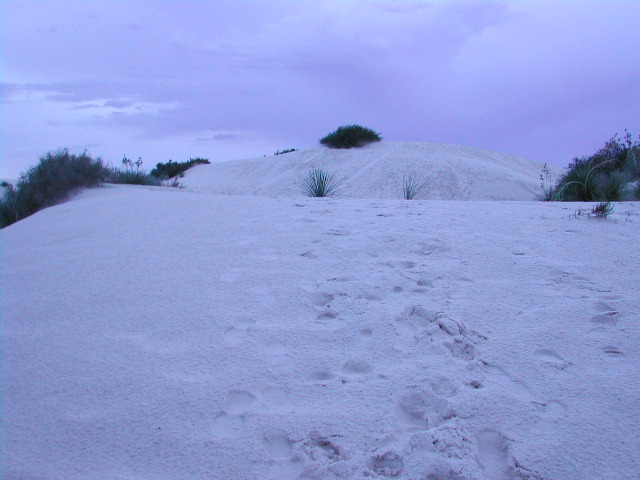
[215,236,627,479]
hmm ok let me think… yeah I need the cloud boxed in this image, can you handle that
[2,0,640,178]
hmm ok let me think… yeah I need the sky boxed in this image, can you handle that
[2,0,639,178]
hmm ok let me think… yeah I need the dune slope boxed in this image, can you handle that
[182,142,555,200]
[1,181,638,479]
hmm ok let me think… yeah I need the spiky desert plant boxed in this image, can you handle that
[591,201,614,218]
[553,161,600,201]
[402,172,428,199]
[598,171,629,201]
[320,125,382,149]
[299,167,341,197]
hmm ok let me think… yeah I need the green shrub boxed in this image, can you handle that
[0,149,107,228]
[554,161,600,201]
[320,125,382,149]
[299,167,341,197]
[597,171,629,201]
[150,157,210,179]
[633,181,640,200]
[274,149,298,156]
[549,131,640,201]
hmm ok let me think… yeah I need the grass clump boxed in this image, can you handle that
[107,156,161,185]
[299,167,341,197]
[547,131,639,202]
[591,201,614,218]
[150,157,210,179]
[0,149,106,228]
[402,172,428,199]
[320,125,382,149]
[274,148,298,156]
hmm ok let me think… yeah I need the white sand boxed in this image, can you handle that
[185,142,556,200]
[1,143,638,479]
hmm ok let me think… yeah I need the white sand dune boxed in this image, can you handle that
[2,144,638,480]
[183,142,554,200]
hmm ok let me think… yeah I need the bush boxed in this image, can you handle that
[320,125,382,149]
[299,167,341,197]
[150,157,210,179]
[553,161,600,201]
[549,131,640,201]
[0,149,107,228]
[274,149,298,156]
[633,181,640,200]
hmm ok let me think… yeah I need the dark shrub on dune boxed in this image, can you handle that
[320,125,382,149]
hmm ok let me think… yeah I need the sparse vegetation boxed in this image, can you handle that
[150,158,210,179]
[106,156,161,185]
[299,167,341,197]
[546,131,639,202]
[0,149,106,228]
[591,201,614,218]
[274,149,298,156]
[320,125,382,149]
[402,172,428,200]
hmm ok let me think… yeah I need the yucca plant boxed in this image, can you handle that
[402,172,428,200]
[591,201,614,218]
[299,167,341,197]
[598,171,629,201]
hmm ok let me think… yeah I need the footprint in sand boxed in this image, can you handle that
[394,387,455,432]
[306,368,335,384]
[368,450,404,477]
[444,337,476,361]
[602,345,625,357]
[225,390,257,414]
[211,412,244,437]
[341,358,372,375]
[590,311,619,325]
[262,429,294,460]
[535,348,571,370]
[310,292,334,307]
[223,316,257,345]
[476,430,515,480]
[211,390,257,437]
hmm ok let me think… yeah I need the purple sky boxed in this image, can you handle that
[2,0,639,178]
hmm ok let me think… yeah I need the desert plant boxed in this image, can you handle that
[538,163,561,201]
[320,125,382,149]
[274,148,298,156]
[553,161,601,201]
[0,183,20,227]
[402,172,428,199]
[299,167,341,197]
[591,201,614,218]
[108,156,161,185]
[150,157,210,179]
[0,149,107,228]
[597,171,629,201]
[548,131,640,202]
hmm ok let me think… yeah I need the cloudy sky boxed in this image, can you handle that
[2,0,639,178]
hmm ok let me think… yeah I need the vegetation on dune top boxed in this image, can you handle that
[320,125,382,149]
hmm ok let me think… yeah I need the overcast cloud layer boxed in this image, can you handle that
[2,0,639,177]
